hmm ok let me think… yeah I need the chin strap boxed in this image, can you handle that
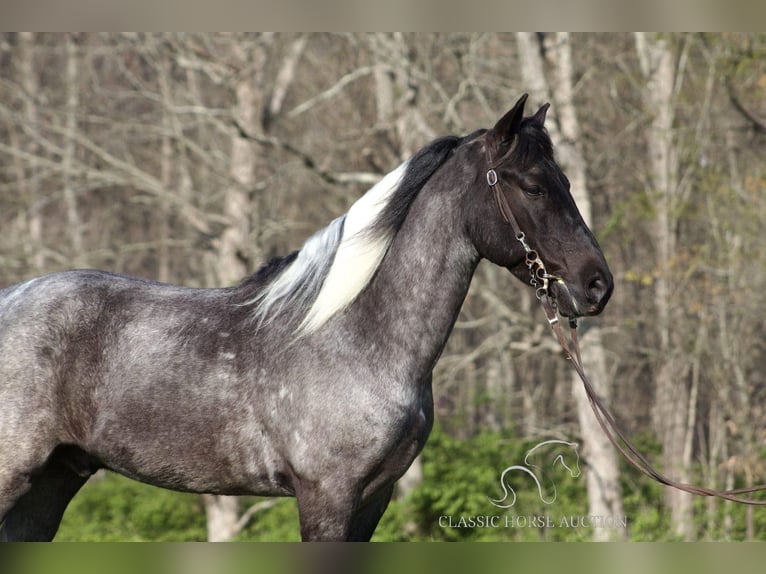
[539,294,766,506]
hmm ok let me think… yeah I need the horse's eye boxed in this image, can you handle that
[524,185,544,197]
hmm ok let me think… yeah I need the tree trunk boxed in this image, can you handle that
[368,33,436,159]
[63,33,85,267]
[203,36,273,541]
[216,43,260,286]
[156,41,174,284]
[17,32,45,272]
[203,48,252,541]
[635,31,694,541]
[517,32,625,540]
[201,495,241,542]
[265,35,307,129]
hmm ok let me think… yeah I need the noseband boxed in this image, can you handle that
[482,134,766,506]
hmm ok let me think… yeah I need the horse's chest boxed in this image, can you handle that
[401,405,430,445]
[381,394,434,471]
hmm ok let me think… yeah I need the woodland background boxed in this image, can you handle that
[1,32,765,541]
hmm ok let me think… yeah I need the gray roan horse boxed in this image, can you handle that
[0,94,612,541]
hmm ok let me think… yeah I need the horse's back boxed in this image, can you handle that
[0,269,159,332]
[0,269,288,496]
[0,271,133,434]
[1,269,157,375]
[0,270,215,440]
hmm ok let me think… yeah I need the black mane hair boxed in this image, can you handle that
[373,130,485,234]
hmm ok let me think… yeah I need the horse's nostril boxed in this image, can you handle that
[586,274,608,304]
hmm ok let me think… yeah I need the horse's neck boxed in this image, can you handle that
[344,181,479,382]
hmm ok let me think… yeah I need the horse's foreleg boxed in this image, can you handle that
[0,444,52,537]
[347,483,394,541]
[296,484,356,541]
[296,482,394,541]
[0,458,89,541]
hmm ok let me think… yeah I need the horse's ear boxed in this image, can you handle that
[532,103,550,126]
[490,93,528,146]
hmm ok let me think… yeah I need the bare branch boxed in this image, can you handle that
[726,76,766,134]
[234,498,281,534]
[232,119,380,186]
[267,35,309,123]
[287,66,378,119]
[0,100,223,235]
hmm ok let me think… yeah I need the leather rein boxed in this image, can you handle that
[484,137,766,506]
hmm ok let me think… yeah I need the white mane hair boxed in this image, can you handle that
[246,132,469,338]
[249,162,408,336]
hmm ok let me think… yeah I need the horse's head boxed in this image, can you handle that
[467,94,613,318]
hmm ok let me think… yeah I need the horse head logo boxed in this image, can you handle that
[488,439,581,508]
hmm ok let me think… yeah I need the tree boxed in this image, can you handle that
[516,32,625,541]
[15,32,44,272]
[634,32,695,540]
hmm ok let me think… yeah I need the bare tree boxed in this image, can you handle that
[202,33,316,542]
[516,31,625,541]
[201,34,274,542]
[16,32,44,272]
[634,31,694,540]
[62,34,85,267]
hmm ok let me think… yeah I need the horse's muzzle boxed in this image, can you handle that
[551,268,613,318]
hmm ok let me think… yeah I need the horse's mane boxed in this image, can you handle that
[243,132,478,336]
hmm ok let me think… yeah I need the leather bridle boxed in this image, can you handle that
[484,137,563,306]
[484,135,766,506]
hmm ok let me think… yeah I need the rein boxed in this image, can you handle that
[484,138,766,506]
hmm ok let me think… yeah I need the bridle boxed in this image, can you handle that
[484,134,766,506]
[484,138,564,307]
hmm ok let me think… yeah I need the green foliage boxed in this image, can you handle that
[54,428,765,542]
[56,472,207,542]
[233,499,301,542]
[55,429,596,542]
[616,432,671,541]
[377,427,594,542]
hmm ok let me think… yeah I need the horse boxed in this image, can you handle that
[0,94,612,541]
